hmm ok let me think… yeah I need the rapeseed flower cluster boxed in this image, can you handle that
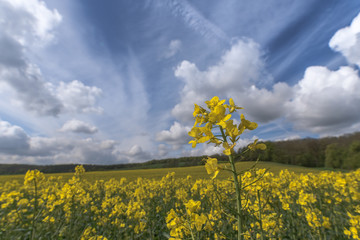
[189,96,265,156]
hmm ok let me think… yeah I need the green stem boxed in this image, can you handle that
[257,190,264,240]
[31,178,38,240]
[187,216,196,240]
[220,127,243,240]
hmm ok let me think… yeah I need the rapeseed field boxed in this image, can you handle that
[0,165,359,239]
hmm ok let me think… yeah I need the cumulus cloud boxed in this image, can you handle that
[59,119,98,134]
[0,0,102,117]
[329,12,360,67]
[17,137,122,165]
[53,80,103,114]
[166,30,360,151]
[0,0,64,116]
[0,119,30,154]
[285,13,360,136]
[159,38,296,151]
[156,122,191,149]
[0,123,124,164]
[172,38,287,123]
[0,64,64,116]
[19,137,122,165]
[237,82,293,123]
[122,145,152,163]
[69,139,120,165]
[170,30,360,141]
[0,0,62,46]
[286,66,360,135]
[163,39,182,58]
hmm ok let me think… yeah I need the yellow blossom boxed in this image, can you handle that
[248,139,266,151]
[204,157,220,179]
[223,142,236,156]
[185,199,201,214]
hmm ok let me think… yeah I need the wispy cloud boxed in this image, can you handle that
[165,0,228,42]
[162,39,182,58]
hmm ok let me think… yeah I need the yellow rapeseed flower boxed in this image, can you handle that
[185,199,201,214]
[204,157,220,179]
[248,139,266,151]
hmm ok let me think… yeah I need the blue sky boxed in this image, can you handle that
[1,0,360,164]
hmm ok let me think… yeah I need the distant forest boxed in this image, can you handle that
[1,132,359,175]
[240,132,360,170]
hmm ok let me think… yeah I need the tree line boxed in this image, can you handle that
[240,132,360,170]
[0,156,206,175]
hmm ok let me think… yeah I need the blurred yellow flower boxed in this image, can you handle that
[248,139,266,151]
[204,157,220,179]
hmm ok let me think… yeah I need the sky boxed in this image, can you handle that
[1,0,360,165]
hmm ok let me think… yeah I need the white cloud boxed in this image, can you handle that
[0,66,102,116]
[59,119,98,134]
[156,121,191,149]
[172,38,285,124]
[0,0,102,117]
[0,0,62,46]
[329,12,360,67]
[128,145,143,156]
[237,82,293,123]
[0,119,30,154]
[0,64,64,116]
[54,80,103,114]
[161,38,296,151]
[170,29,360,141]
[22,137,122,165]
[286,66,360,135]
[122,145,152,163]
[163,39,182,58]
[68,138,120,165]
[187,144,222,157]
[0,0,64,116]
[0,124,124,164]
[274,135,301,142]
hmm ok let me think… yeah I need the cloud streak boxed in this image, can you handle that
[163,39,182,58]
[165,0,228,42]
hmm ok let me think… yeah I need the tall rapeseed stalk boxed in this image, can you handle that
[188,96,266,240]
